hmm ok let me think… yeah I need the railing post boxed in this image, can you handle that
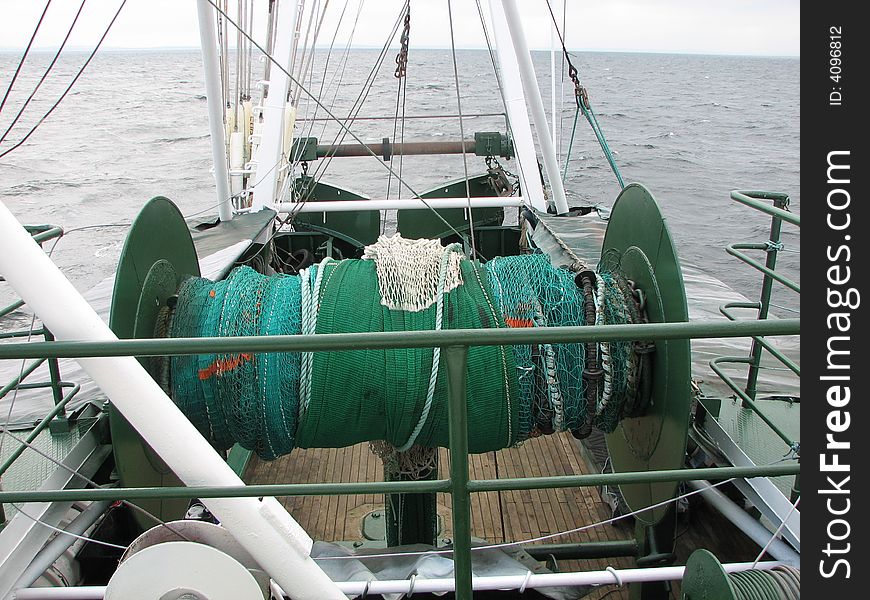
[744,195,787,403]
[446,345,473,600]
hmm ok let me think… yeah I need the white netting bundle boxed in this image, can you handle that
[362,234,464,312]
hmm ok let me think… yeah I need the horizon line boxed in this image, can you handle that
[0,45,800,59]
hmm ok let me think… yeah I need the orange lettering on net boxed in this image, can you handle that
[504,317,534,328]
[198,353,253,380]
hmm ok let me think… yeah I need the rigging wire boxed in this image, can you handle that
[1,430,192,545]
[0,0,53,118]
[384,3,410,206]
[0,0,89,146]
[10,504,129,551]
[446,0,478,259]
[542,0,624,189]
[0,0,129,161]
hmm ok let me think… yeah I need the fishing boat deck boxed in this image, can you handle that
[246,432,763,599]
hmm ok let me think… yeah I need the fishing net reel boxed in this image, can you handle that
[109,184,690,531]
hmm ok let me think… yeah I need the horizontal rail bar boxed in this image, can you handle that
[720,304,800,376]
[726,244,800,293]
[0,318,800,360]
[278,197,524,213]
[0,464,798,504]
[709,357,797,447]
[525,540,638,560]
[730,191,799,226]
[466,463,798,493]
[296,112,506,122]
[0,328,46,340]
[12,562,786,599]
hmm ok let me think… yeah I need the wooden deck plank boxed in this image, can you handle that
[244,433,764,600]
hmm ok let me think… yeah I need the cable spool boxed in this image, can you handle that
[109,196,200,529]
[682,549,800,600]
[599,183,692,527]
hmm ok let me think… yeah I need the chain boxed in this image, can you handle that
[485,155,519,197]
[568,63,589,111]
[394,5,411,79]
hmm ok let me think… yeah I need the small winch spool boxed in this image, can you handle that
[681,549,800,600]
[105,541,263,600]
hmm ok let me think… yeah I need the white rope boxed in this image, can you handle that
[395,243,462,452]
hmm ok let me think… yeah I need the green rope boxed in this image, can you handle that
[562,106,581,183]
[582,101,625,189]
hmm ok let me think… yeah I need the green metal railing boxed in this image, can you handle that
[0,313,800,599]
[0,226,78,432]
[714,191,799,449]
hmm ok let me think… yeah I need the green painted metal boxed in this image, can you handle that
[473,131,513,158]
[446,345,473,600]
[385,467,439,546]
[0,359,45,399]
[397,173,504,240]
[108,196,200,529]
[524,540,638,560]
[720,303,799,376]
[0,298,26,320]
[0,318,800,360]
[0,384,80,477]
[291,176,380,248]
[0,463,798,504]
[291,137,319,162]
[681,549,738,600]
[709,357,796,448]
[726,244,800,293]
[600,183,692,526]
[226,444,254,478]
[731,191,799,227]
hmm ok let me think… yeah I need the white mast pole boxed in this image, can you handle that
[497,0,569,215]
[250,0,299,211]
[0,202,345,600]
[550,12,558,166]
[486,1,546,212]
[196,0,233,222]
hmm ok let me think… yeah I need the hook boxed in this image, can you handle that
[361,577,373,600]
[606,566,623,587]
[519,570,534,593]
[407,569,418,597]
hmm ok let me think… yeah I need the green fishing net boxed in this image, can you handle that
[168,252,643,460]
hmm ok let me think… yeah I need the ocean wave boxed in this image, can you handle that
[153,134,210,144]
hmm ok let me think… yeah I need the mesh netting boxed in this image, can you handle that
[168,250,646,460]
[484,254,588,440]
[170,267,302,460]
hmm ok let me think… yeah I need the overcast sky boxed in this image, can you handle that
[1,0,799,57]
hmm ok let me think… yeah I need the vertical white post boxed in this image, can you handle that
[487,1,547,212]
[550,16,558,166]
[251,0,299,211]
[498,0,569,215]
[0,202,344,600]
[196,0,233,222]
